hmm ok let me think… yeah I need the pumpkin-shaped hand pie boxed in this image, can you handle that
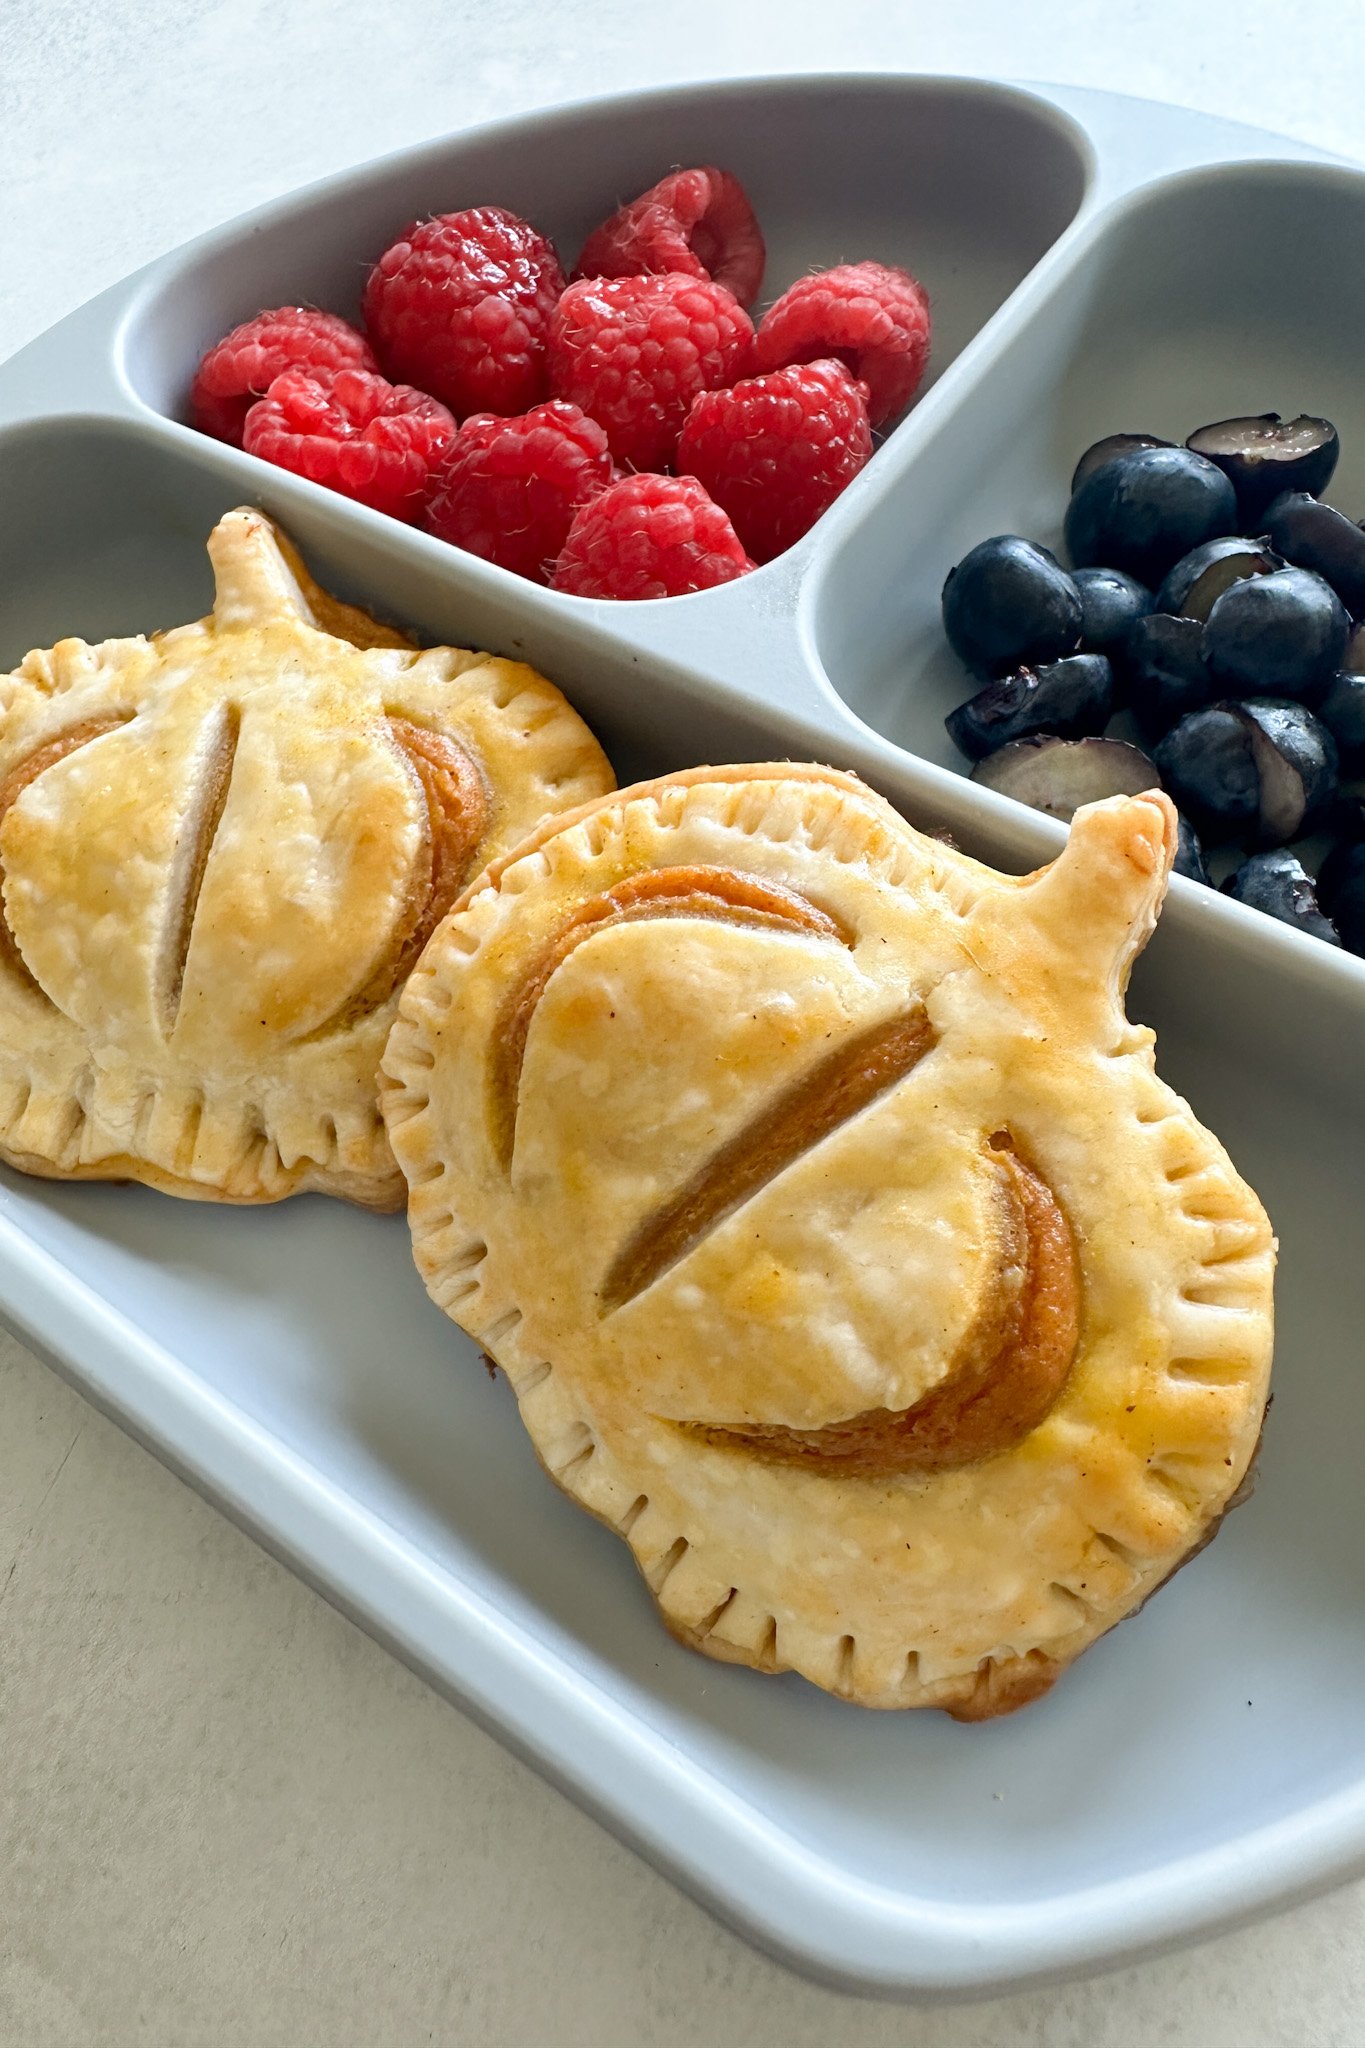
[381,765,1275,1716]
[0,509,612,1209]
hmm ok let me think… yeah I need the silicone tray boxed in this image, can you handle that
[3,75,1364,2000]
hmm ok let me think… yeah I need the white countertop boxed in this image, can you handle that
[2,3,1363,2040]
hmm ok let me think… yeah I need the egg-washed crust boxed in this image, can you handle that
[0,508,613,1209]
[381,765,1275,1714]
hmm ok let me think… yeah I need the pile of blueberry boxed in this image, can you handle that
[940,413,1365,954]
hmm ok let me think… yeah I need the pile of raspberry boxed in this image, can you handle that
[191,168,931,600]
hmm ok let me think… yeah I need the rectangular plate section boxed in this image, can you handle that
[2,76,1363,1997]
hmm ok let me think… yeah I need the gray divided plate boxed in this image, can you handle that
[2,74,1364,2000]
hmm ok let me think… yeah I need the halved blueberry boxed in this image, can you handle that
[969,734,1159,819]
[1238,699,1339,843]
[1073,566,1153,655]
[944,653,1113,761]
[941,535,1082,679]
[1202,567,1349,705]
[1064,446,1238,585]
[1262,492,1365,615]
[1154,536,1280,621]
[1123,613,1215,740]
[1070,432,1173,496]
[1185,414,1339,525]
[1317,841,1365,956]
[1153,698,1337,846]
[1174,814,1211,884]
[1223,850,1340,945]
[1318,671,1365,773]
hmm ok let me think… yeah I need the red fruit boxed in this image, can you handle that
[754,262,931,428]
[363,206,566,419]
[576,166,765,307]
[552,473,753,600]
[548,272,753,472]
[191,307,377,446]
[424,400,614,582]
[677,359,872,563]
[243,366,455,522]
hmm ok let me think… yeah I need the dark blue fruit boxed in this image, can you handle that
[970,734,1158,819]
[1154,699,1337,847]
[1073,566,1152,655]
[941,535,1082,679]
[944,653,1113,761]
[1317,841,1365,956]
[1262,492,1365,615]
[1064,446,1238,585]
[1318,672,1365,773]
[1123,613,1215,739]
[1174,814,1210,884]
[1154,536,1279,621]
[1223,851,1340,945]
[1070,432,1172,495]
[1202,567,1349,706]
[1185,414,1339,525]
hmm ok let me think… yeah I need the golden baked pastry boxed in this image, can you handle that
[0,508,612,1209]
[381,764,1275,1715]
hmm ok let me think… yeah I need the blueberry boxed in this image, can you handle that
[941,536,1082,679]
[1185,414,1339,525]
[1153,705,1259,840]
[1154,536,1279,621]
[1073,566,1152,655]
[1070,433,1172,496]
[1317,841,1365,956]
[1223,850,1340,945]
[944,653,1113,761]
[1153,698,1337,847]
[1317,672,1365,773]
[1202,567,1349,705]
[1174,814,1211,884]
[1064,446,1238,585]
[1262,492,1365,615]
[970,734,1159,820]
[1123,613,1216,740]
[1237,699,1339,844]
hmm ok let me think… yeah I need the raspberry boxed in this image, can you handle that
[677,359,872,564]
[754,262,931,428]
[243,366,455,522]
[552,474,753,600]
[363,206,566,419]
[576,166,765,307]
[549,273,753,473]
[424,400,614,582]
[191,307,377,446]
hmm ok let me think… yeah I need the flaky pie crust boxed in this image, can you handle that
[0,509,613,1208]
[381,764,1275,1714]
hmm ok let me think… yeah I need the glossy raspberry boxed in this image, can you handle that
[191,307,377,446]
[548,272,753,472]
[552,474,753,600]
[363,206,566,419]
[424,400,614,582]
[676,358,872,564]
[575,166,765,307]
[754,261,931,427]
[243,366,456,522]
